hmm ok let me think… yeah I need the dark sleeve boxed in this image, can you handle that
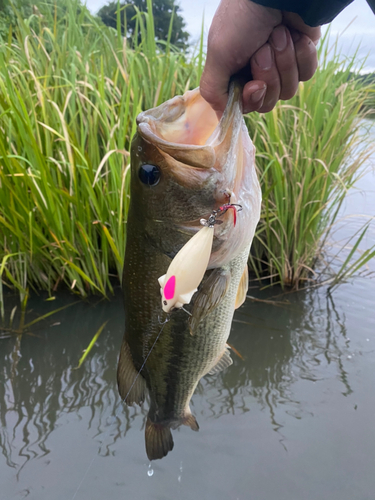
[250,0,356,26]
[367,0,375,17]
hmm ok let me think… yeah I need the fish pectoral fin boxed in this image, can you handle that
[207,348,233,375]
[145,417,174,461]
[189,268,231,334]
[235,265,249,309]
[182,411,199,432]
[117,338,147,406]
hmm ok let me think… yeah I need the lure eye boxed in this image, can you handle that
[138,164,161,186]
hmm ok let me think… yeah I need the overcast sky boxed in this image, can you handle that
[85,0,375,71]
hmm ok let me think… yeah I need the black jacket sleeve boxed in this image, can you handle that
[251,0,375,27]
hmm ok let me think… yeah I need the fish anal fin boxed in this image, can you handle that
[208,348,233,375]
[235,265,249,309]
[145,417,174,461]
[182,412,199,432]
[189,269,231,334]
[117,339,147,406]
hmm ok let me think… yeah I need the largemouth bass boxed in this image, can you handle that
[117,83,261,460]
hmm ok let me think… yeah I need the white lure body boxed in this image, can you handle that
[158,225,214,313]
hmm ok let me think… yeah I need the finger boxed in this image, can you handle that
[242,81,267,113]
[250,44,281,113]
[200,52,230,118]
[270,25,299,100]
[200,0,281,115]
[282,11,321,44]
[291,32,318,82]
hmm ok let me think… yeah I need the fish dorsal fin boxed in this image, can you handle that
[145,417,174,461]
[189,268,231,334]
[208,348,233,375]
[235,265,249,309]
[117,339,147,406]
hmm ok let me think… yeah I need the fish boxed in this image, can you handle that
[117,82,261,460]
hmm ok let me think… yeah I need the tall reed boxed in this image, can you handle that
[247,33,374,287]
[0,0,200,312]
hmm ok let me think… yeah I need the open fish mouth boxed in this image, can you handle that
[137,90,219,148]
[136,84,243,178]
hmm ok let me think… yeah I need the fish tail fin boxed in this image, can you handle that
[145,417,174,460]
[117,339,147,405]
[181,409,199,431]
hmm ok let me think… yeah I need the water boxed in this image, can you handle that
[1,130,374,500]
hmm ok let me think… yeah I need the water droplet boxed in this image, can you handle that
[347,355,352,359]
[138,146,142,152]
[178,460,183,483]
[366,338,370,342]
[147,463,154,477]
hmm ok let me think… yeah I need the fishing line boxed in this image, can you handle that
[69,314,170,500]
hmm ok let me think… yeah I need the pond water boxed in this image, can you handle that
[1,127,374,500]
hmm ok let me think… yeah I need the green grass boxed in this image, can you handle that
[0,0,201,316]
[247,32,374,288]
[0,1,374,319]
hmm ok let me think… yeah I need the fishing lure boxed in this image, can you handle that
[158,204,241,313]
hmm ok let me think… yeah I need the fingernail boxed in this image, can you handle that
[255,45,272,70]
[271,26,287,51]
[291,31,300,43]
[250,87,266,103]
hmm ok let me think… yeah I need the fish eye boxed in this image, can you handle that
[138,164,161,186]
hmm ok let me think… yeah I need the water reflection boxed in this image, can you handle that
[200,286,353,430]
[0,284,354,473]
[0,291,133,474]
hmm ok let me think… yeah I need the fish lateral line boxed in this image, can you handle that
[159,203,242,313]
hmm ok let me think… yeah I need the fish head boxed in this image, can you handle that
[130,84,261,266]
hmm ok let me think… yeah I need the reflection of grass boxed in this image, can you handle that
[75,320,108,369]
[0,298,77,339]
[0,1,373,306]
[248,32,375,288]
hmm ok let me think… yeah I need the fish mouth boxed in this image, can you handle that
[137,89,219,169]
[136,83,243,174]
[138,90,219,146]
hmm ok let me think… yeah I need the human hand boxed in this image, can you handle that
[200,0,321,115]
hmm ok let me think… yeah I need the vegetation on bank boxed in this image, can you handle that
[0,0,374,316]
[247,35,374,287]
